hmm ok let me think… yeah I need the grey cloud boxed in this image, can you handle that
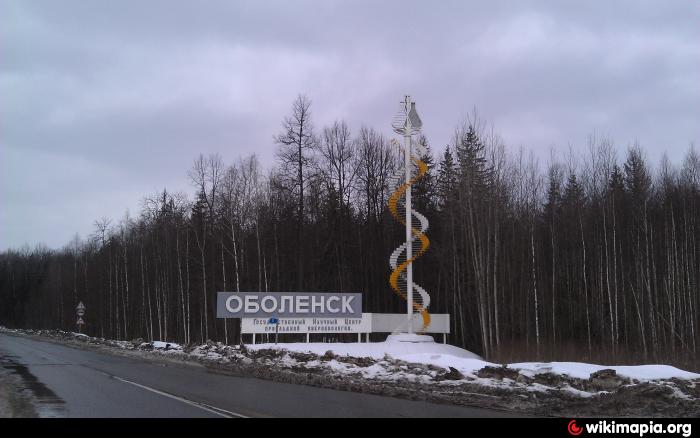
[1,0,698,250]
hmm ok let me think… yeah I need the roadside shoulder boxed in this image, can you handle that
[0,367,38,418]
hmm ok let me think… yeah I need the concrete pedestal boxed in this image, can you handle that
[386,333,435,343]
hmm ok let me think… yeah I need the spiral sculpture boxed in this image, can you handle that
[388,97,431,333]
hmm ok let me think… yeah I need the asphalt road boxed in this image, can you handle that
[0,333,513,418]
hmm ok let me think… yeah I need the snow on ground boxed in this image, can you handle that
[2,325,698,406]
[509,361,700,381]
[247,339,700,382]
[3,326,698,415]
[248,339,480,360]
[150,341,182,351]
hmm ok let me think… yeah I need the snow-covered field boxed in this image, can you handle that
[2,326,698,416]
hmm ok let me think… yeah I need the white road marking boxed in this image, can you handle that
[110,375,250,418]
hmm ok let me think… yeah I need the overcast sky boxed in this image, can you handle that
[1,0,698,251]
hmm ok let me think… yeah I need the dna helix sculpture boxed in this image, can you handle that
[388,97,431,333]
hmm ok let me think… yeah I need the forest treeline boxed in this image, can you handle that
[2,95,699,368]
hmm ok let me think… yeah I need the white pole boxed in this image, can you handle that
[404,95,413,334]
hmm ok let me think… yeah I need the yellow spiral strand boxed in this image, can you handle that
[388,142,431,332]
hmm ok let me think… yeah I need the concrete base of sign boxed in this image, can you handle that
[386,333,436,343]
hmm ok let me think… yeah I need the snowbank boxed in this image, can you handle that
[4,325,698,386]
[510,362,700,381]
[248,339,480,361]
[3,326,699,414]
[248,340,700,381]
[151,341,182,351]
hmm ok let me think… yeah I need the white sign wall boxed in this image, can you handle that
[242,316,371,334]
[240,313,450,334]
